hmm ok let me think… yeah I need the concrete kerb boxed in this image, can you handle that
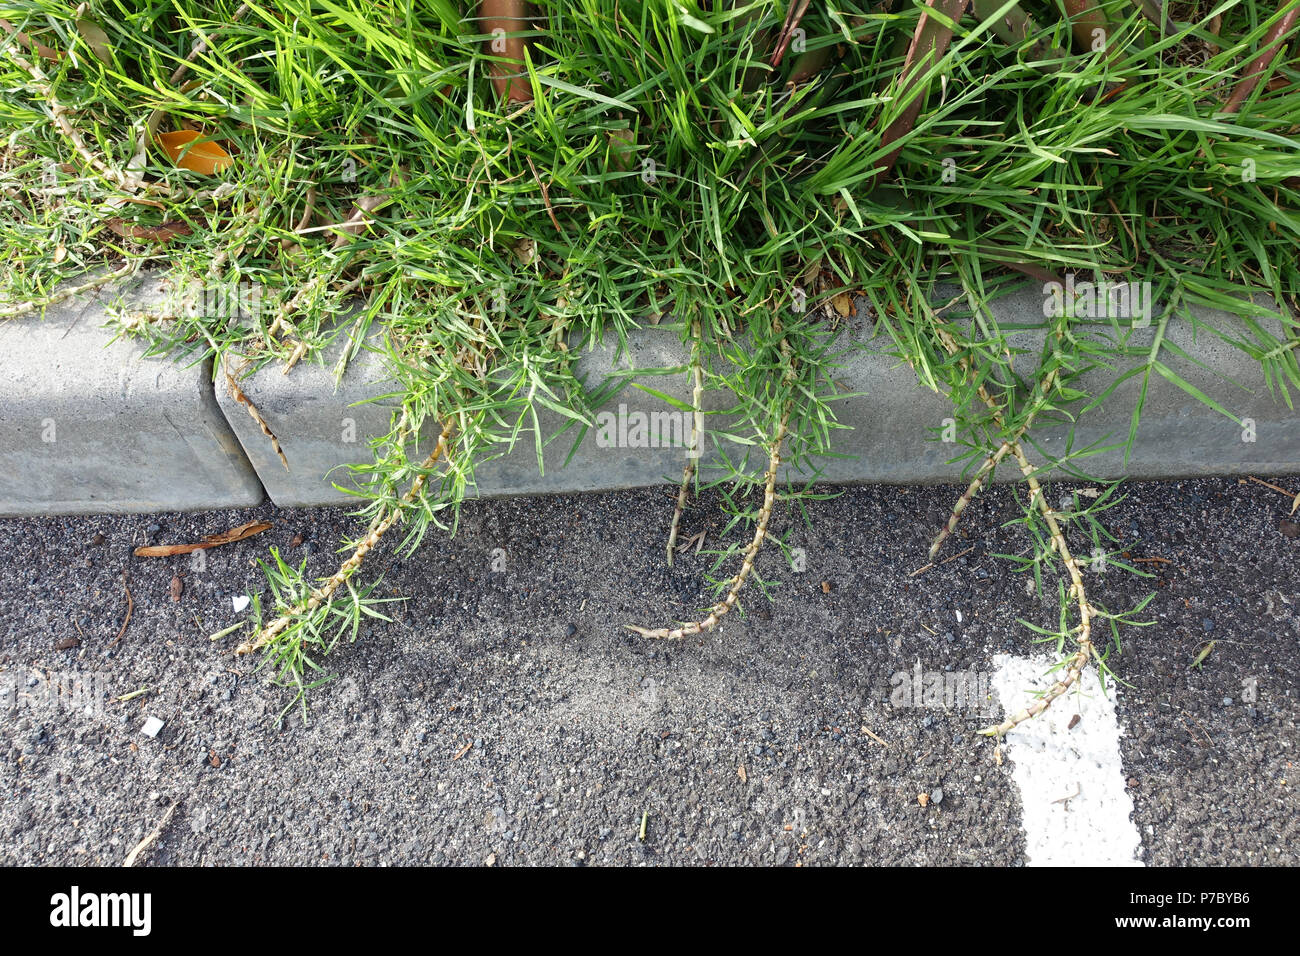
[0,272,264,516]
[2,273,1297,516]
[219,282,1300,507]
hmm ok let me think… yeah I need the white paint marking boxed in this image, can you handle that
[991,654,1143,867]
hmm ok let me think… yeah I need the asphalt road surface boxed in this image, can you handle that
[1,475,1296,866]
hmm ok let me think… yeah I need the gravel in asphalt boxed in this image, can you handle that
[0,476,1295,865]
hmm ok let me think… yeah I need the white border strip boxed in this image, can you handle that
[991,654,1143,867]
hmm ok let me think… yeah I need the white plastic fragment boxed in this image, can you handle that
[232,594,251,613]
[141,716,164,738]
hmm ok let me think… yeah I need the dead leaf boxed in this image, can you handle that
[831,292,853,317]
[157,129,233,175]
[918,792,930,808]
[134,520,271,557]
[737,764,747,784]
[169,574,184,602]
[512,237,536,265]
[330,195,385,248]
[75,18,112,65]
[106,218,192,244]
[607,127,637,171]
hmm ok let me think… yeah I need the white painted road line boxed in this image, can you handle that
[991,654,1143,867]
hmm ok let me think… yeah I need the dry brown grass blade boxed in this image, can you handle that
[0,18,62,62]
[112,570,134,646]
[123,800,180,868]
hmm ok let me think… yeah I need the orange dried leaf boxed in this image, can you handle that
[157,129,233,175]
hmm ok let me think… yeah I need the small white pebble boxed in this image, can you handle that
[141,716,164,738]
[232,594,251,613]
[955,610,963,623]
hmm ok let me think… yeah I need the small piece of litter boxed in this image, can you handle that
[232,595,251,613]
[141,716,164,738]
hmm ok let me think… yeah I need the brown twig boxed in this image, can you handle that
[526,155,564,236]
[861,726,890,748]
[1222,1,1300,115]
[770,0,813,68]
[112,570,134,646]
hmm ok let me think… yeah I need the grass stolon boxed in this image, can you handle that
[2,1,1297,731]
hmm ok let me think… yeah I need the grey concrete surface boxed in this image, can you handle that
[5,272,1297,515]
[0,274,264,516]
[215,314,740,507]
[219,284,1300,507]
[0,475,1296,865]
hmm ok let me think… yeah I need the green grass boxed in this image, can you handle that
[2,0,1297,728]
